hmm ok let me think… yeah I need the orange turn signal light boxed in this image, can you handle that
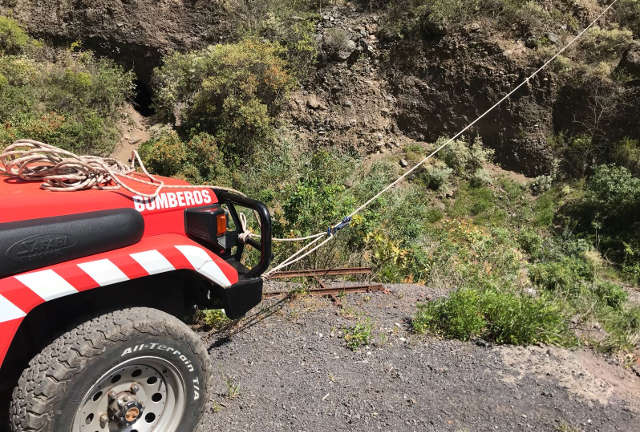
[216,213,227,236]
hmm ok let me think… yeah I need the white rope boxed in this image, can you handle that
[0,139,246,198]
[263,0,620,278]
[238,212,326,242]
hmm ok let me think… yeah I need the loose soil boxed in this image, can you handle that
[111,104,150,163]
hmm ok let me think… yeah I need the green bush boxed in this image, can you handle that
[413,287,570,345]
[585,164,640,223]
[594,281,628,310]
[517,229,544,258]
[225,0,319,75]
[260,14,318,75]
[138,129,231,185]
[611,138,640,175]
[551,134,597,178]
[0,48,134,154]
[152,39,295,158]
[421,160,452,191]
[450,184,496,219]
[0,16,31,55]
[281,150,354,235]
[137,128,187,176]
[437,136,494,178]
[343,320,373,350]
[381,0,577,41]
[529,257,594,295]
[529,174,553,195]
[578,26,634,64]
[323,28,353,59]
[598,305,640,351]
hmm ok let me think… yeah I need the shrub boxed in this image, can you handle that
[594,281,628,310]
[343,320,373,350]
[529,174,553,195]
[138,129,232,185]
[0,47,133,154]
[437,136,494,178]
[598,305,640,351]
[529,257,594,295]
[323,28,354,59]
[259,13,318,75]
[421,160,452,191]
[183,132,232,184]
[469,168,492,187]
[0,16,30,55]
[152,39,295,158]
[225,1,320,75]
[47,53,135,117]
[365,228,410,282]
[138,129,187,177]
[450,184,496,219]
[413,287,570,345]
[281,150,354,235]
[615,0,640,38]
[551,134,597,178]
[585,164,640,223]
[413,288,486,340]
[196,309,230,328]
[381,0,576,41]
[578,26,634,65]
[611,138,640,175]
[517,229,544,258]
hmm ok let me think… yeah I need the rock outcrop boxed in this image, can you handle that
[2,0,231,84]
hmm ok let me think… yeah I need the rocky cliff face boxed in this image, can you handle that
[385,30,559,176]
[4,1,639,176]
[287,8,559,175]
[1,0,231,86]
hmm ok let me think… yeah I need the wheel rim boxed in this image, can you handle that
[72,356,187,432]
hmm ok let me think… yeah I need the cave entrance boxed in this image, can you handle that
[134,79,155,116]
[76,37,162,116]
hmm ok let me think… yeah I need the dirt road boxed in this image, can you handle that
[200,284,640,432]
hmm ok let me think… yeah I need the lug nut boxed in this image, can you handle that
[130,383,140,394]
[99,413,108,428]
[108,390,117,400]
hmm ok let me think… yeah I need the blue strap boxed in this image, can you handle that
[328,216,352,236]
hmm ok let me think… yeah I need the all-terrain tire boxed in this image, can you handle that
[9,307,213,432]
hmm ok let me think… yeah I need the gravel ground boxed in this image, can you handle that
[200,283,640,432]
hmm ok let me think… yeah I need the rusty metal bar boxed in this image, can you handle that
[269,267,372,279]
[264,283,387,298]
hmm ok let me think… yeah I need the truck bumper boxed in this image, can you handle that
[213,277,263,319]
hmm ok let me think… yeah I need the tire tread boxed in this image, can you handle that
[9,307,213,432]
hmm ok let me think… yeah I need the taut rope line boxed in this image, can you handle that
[262,0,621,278]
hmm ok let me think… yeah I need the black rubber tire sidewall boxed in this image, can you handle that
[55,334,208,431]
[10,307,213,432]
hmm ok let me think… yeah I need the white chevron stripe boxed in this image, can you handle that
[175,245,231,287]
[15,269,78,301]
[0,294,26,322]
[130,250,175,275]
[199,261,232,287]
[78,259,129,286]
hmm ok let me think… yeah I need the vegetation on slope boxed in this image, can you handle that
[1,0,640,354]
[0,17,134,154]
